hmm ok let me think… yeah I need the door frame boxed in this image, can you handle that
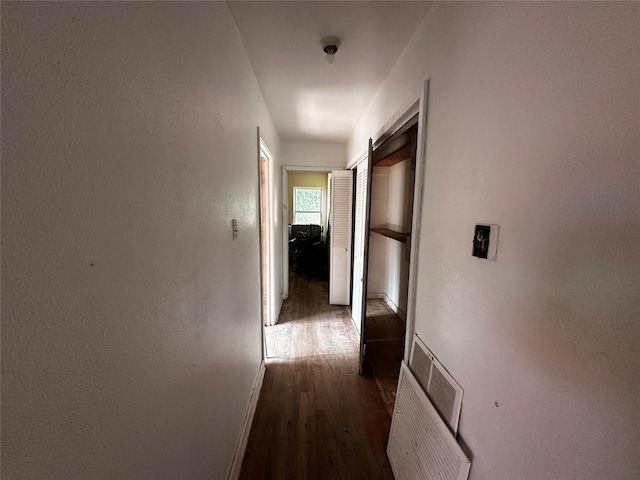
[350,80,430,365]
[280,165,336,299]
[258,133,275,332]
[403,80,429,361]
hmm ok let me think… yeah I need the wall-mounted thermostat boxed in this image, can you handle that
[472,224,499,261]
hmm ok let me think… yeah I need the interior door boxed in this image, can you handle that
[358,139,374,374]
[351,159,368,334]
[329,170,353,305]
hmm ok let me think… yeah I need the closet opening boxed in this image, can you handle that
[360,116,419,415]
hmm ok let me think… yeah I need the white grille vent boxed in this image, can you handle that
[388,363,471,480]
[410,339,432,393]
[409,334,463,434]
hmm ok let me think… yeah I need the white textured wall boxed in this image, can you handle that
[1,3,278,479]
[349,2,640,479]
[367,168,390,295]
[263,137,283,329]
[383,161,412,316]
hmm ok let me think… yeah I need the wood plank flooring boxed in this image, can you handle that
[239,274,395,480]
[362,299,405,417]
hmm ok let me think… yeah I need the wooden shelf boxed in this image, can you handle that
[374,144,412,167]
[370,228,411,243]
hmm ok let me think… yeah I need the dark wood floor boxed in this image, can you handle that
[239,274,395,480]
[363,299,405,417]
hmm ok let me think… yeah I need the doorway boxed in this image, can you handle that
[363,118,419,413]
[350,80,430,415]
[287,171,330,280]
[280,166,335,301]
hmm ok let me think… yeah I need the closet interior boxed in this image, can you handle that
[362,117,419,415]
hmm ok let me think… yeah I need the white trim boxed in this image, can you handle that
[281,167,288,298]
[258,133,276,328]
[346,148,368,170]
[366,292,384,300]
[227,360,266,480]
[259,137,274,161]
[274,296,284,325]
[351,316,361,334]
[404,80,430,361]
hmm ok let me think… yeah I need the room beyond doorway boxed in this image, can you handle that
[281,166,334,301]
[288,171,330,280]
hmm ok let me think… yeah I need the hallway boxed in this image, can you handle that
[239,274,394,480]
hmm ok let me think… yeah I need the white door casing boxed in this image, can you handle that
[403,80,429,361]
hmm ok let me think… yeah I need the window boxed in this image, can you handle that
[294,187,322,225]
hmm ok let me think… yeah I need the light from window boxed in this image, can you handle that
[294,187,322,225]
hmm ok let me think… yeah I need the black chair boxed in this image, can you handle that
[289,224,326,278]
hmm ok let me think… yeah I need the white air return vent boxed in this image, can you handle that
[388,363,471,480]
[409,334,463,434]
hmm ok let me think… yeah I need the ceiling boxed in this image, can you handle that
[228,1,433,144]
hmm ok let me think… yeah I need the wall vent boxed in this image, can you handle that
[388,363,471,480]
[409,334,463,434]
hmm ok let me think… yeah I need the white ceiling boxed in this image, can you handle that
[228,1,433,144]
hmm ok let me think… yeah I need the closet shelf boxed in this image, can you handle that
[374,144,413,167]
[370,228,411,243]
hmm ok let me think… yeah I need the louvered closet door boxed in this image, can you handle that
[329,170,353,305]
[351,159,369,333]
[357,139,374,374]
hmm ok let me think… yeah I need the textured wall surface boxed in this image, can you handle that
[280,142,346,169]
[367,169,390,296]
[349,2,639,479]
[1,2,278,479]
[384,161,412,315]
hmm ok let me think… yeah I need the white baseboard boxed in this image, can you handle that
[383,294,407,322]
[351,315,362,334]
[227,360,266,480]
[274,296,284,324]
[367,292,384,300]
